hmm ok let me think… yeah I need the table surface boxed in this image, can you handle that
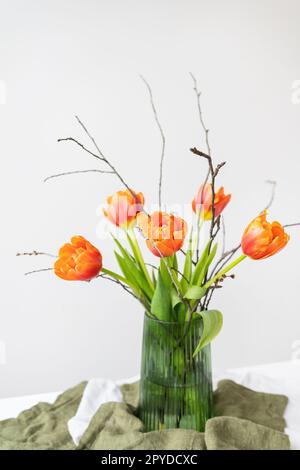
[1,360,299,449]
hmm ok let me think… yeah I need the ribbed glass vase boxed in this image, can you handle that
[138,314,213,432]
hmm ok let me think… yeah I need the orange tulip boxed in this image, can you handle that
[137,211,187,257]
[54,236,102,281]
[103,189,144,229]
[241,210,289,260]
[192,183,231,220]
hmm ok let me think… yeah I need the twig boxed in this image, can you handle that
[98,274,140,301]
[57,137,103,161]
[221,216,226,256]
[210,243,241,279]
[214,161,226,177]
[204,274,235,309]
[44,169,114,183]
[284,223,300,228]
[170,267,190,284]
[190,147,216,241]
[71,116,146,214]
[180,248,197,266]
[265,180,277,210]
[140,76,166,211]
[75,115,105,158]
[190,73,213,263]
[17,251,57,258]
[190,73,211,156]
[24,268,53,276]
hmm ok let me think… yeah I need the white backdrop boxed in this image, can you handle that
[0,0,299,398]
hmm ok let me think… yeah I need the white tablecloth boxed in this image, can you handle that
[0,361,299,449]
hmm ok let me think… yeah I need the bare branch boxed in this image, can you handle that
[73,116,146,214]
[57,137,103,161]
[98,274,139,301]
[44,169,114,183]
[140,76,166,211]
[214,161,226,177]
[284,222,300,228]
[265,180,277,210]
[75,115,106,158]
[17,251,56,258]
[221,216,226,256]
[190,146,215,241]
[190,73,211,156]
[24,268,53,276]
[209,243,241,281]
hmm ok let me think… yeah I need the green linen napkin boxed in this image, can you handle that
[0,379,290,450]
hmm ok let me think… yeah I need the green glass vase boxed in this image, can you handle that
[138,314,213,432]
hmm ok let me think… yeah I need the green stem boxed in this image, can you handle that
[204,254,247,289]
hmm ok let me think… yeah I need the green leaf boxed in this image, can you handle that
[172,253,178,274]
[152,269,157,288]
[114,251,153,300]
[159,258,173,289]
[191,240,211,285]
[184,285,207,300]
[170,288,182,309]
[151,271,173,321]
[126,230,154,291]
[193,309,223,357]
[111,234,135,263]
[196,243,218,287]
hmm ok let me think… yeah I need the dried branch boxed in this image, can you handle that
[75,115,105,158]
[140,76,166,211]
[70,116,146,214]
[221,216,226,256]
[190,73,211,156]
[180,248,197,266]
[17,251,56,258]
[24,267,53,276]
[98,274,140,302]
[284,222,300,228]
[265,180,277,210]
[57,137,103,161]
[214,161,226,177]
[190,147,216,241]
[44,169,114,183]
[204,273,235,309]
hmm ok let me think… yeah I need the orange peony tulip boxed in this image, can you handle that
[54,236,102,281]
[103,189,144,229]
[137,211,187,257]
[192,183,231,221]
[241,210,289,260]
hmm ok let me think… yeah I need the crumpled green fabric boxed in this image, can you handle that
[0,379,290,450]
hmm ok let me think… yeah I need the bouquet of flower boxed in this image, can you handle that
[19,77,295,430]
[20,77,296,431]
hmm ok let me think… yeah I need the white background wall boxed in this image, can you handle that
[0,0,299,398]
